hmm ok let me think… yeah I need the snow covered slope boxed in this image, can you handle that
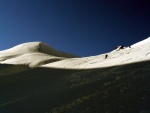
[0,37,150,71]
[132,37,150,47]
[1,38,150,112]
[0,42,77,68]
[42,37,150,69]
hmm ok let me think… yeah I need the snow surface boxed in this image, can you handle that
[132,37,150,47]
[42,37,150,69]
[0,37,150,71]
[1,38,150,112]
[0,42,77,68]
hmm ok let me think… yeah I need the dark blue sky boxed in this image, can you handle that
[0,0,150,56]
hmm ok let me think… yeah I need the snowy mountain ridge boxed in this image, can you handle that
[132,37,150,47]
[1,38,150,112]
[0,37,150,70]
[0,42,77,68]
[42,37,150,69]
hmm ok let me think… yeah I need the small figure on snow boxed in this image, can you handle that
[105,54,108,59]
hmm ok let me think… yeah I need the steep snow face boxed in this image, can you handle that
[42,37,150,69]
[0,42,77,67]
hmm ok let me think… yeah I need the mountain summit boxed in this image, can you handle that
[0,42,77,58]
[0,42,77,68]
